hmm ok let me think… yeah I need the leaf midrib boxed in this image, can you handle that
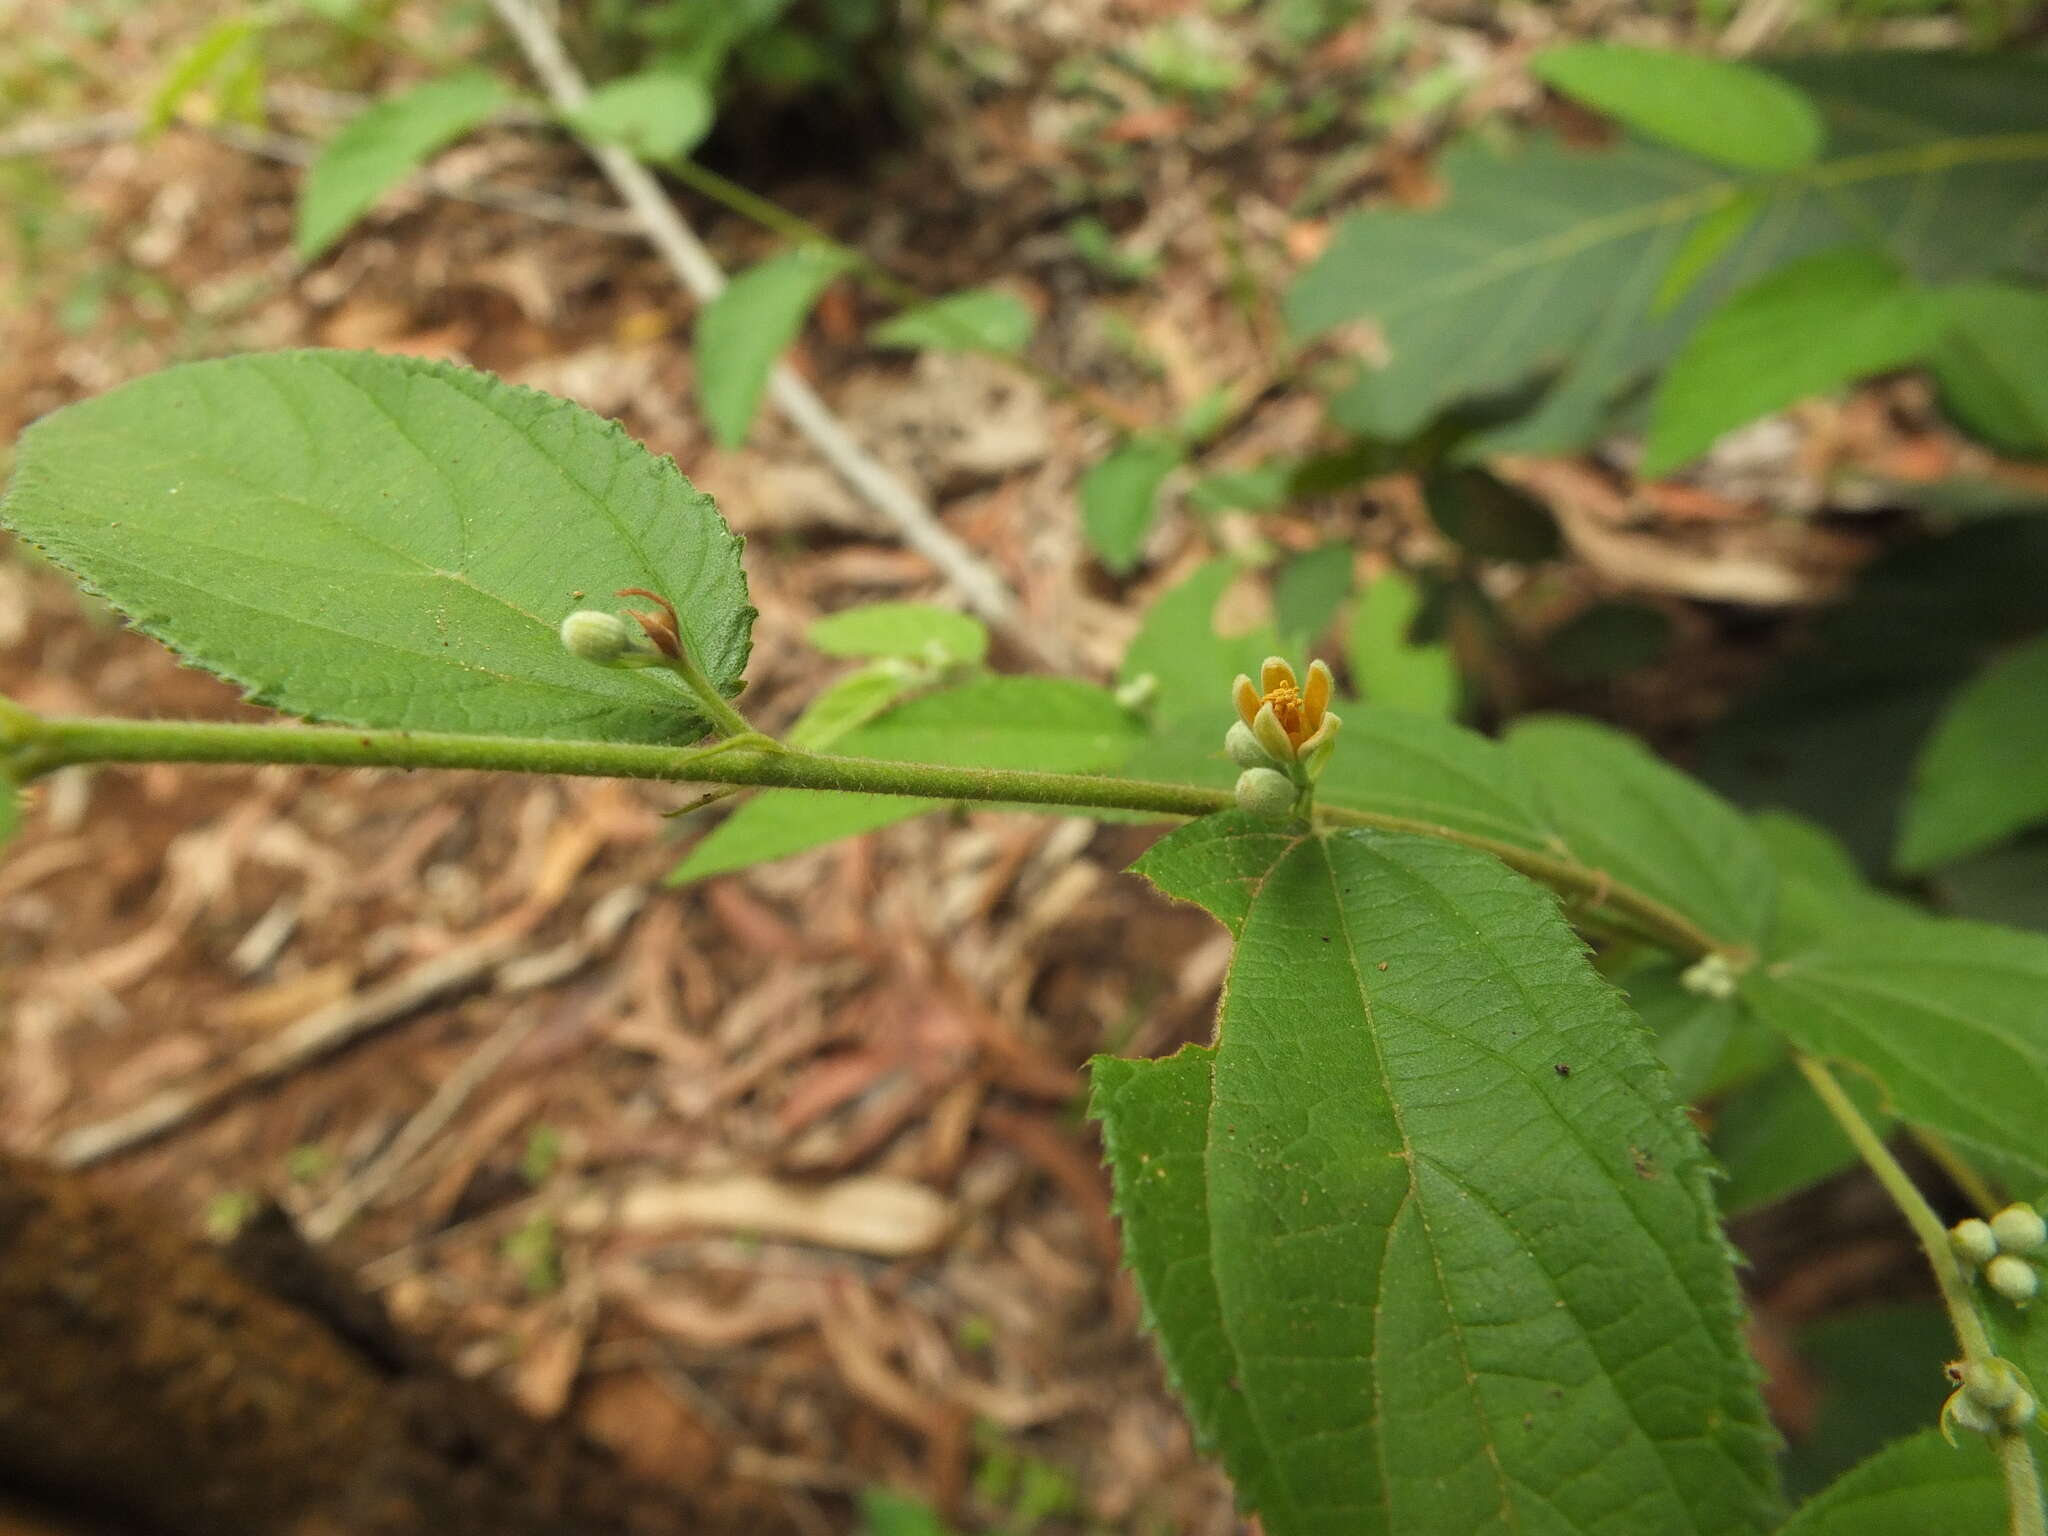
[1366,131,2048,323]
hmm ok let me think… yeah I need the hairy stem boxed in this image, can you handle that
[10,712,1725,958]
[1794,1053,2046,1536]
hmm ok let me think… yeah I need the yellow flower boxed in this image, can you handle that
[1233,657,1338,762]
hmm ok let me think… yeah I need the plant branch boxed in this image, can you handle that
[1794,1053,2046,1536]
[482,0,1055,666]
[10,712,1728,960]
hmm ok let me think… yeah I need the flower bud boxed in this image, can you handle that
[1952,1218,2000,1267]
[1116,672,1160,713]
[560,609,640,665]
[1987,1254,2040,1304]
[1948,1388,2000,1438]
[2003,1390,2039,1432]
[1961,1358,2023,1413]
[1680,953,1739,1001]
[1991,1203,2047,1256]
[1235,767,1296,819]
[1225,721,1277,769]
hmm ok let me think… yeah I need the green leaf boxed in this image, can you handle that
[1187,463,1293,514]
[1623,958,1781,1103]
[669,677,1141,883]
[1421,469,1559,563]
[296,72,510,260]
[1643,247,1942,475]
[1345,570,1457,720]
[1507,716,1777,951]
[0,778,19,858]
[1786,1306,1955,1502]
[1897,634,2048,873]
[1931,833,2048,935]
[1755,810,1913,955]
[148,17,264,132]
[1930,282,2048,454]
[1777,1431,2003,1536]
[1081,439,1183,575]
[1289,53,2048,449]
[1093,816,1779,1536]
[564,69,714,161]
[697,246,857,447]
[1699,521,2048,869]
[869,289,1036,356]
[0,351,753,742]
[784,665,918,751]
[670,789,930,885]
[858,1488,955,1536]
[1317,709,1559,852]
[1652,189,1765,316]
[1542,601,1673,682]
[807,602,988,666]
[1117,558,1275,725]
[1711,1058,1888,1216]
[1271,542,1352,648]
[829,675,1140,772]
[1743,909,2048,1189]
[1530,44,1823,172]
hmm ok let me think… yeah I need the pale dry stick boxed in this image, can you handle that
[483,0,1057,667]
[304,883,647,1239]
[51,924,529,1167]
[53,875,646,1169]
[300,1008,541,1243]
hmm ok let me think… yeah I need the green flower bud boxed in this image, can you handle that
[560,609,640,665]
[1952,1218,2000,1267]
[1115,672,1160,713]
[1680,953,1739,1001]
[1235,767,1296,818]
[1961,1358,2023,1413]
[1947,1387,2001,1438]
[2003,1390,2039,1432]
[1225,721,1277,769]
[1991,1203,2047,1256]
[1987,1254,2040,1304]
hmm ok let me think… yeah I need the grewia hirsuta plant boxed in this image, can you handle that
[3,350,2047,1536]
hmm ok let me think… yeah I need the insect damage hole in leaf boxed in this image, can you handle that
[1092,813,1780,1536]
[0,350,755,743]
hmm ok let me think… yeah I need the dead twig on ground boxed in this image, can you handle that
[484,0,1056,666]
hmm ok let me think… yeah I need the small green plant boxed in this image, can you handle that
[5,347,2048,1534]
[1290,46,2048,471]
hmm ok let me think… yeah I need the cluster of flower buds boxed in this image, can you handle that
[1226,657,1341,819]
[1951,1201,2047,1305]
[1943,1355,2040,1440]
